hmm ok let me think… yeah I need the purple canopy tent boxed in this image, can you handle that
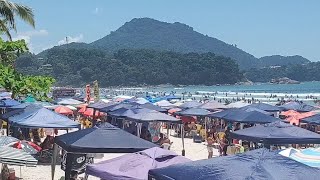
[86,147,191,180]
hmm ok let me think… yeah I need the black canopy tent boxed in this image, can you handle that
[240,102,281,112]
[174,108,211,117]
[301,114,320,125]
[52,123,157,180]
[209,109,278,124]
[230,121,320,144]
[148,148,320,180]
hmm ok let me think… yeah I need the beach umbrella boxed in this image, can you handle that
[282,148,320,168]
[148,148,320,180]
[0,146,38,167]
[0,92,11,99]
[163,95,181,101]
[173,101,184,107]
[154,100,175,108]
[86,147,191,180]
[209,109,278,124]
[168,108,181,114]
[126,110,180,123]
[65,105,77,110]
[0,136,19,146]
[24,95,36,103]
[226,101,250,108]
[0,98,20,107]
[280,101,318,112]
[8,107,80,128]
[78,106,87,113]
[175,108,211,116]
[54,106,73,115]
[198,100,228,110]
[57,98,83,105]
[241,102,281,112]
[301,114,320,125]
[281,110,314,125]
[230,121,320,144]
[100,99,111,103]
[136,97,149,104]
[179,101,202,109]
[12,140,42,154]
[83,108,104,117]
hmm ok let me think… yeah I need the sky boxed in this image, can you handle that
[11,0,320,61]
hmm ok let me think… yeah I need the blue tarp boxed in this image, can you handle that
[230,121,320,144]
[280,101,317,112]
[8,107,79,128]
[0,99,20,108]
[148,148,320,180]
[162,95,181,101]
[241,102,281,112]
[209,109,278,124]
[54,123,157,153]
[301,114,320,125]
[175,108,211,116]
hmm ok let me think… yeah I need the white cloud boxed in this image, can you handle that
[58,34,84,45]
[12,29,49,53]
[92,7,99,14]
[21,29,49,37]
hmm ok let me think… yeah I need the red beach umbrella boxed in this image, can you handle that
[55,106,73,115]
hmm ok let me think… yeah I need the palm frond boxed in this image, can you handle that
[0,19,12,40]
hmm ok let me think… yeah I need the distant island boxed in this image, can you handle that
[16,18,319,87]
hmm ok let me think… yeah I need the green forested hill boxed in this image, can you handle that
[90,18,257,69]
[16,49,243,87]
[258,55,310,67]
[245,62,320,82]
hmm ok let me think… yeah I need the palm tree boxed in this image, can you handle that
[0,0,34,40]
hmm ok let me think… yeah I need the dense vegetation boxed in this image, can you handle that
[90,18,257,69]
[245,62,320,82]
[16,49,244,87]
[258,55,310,67]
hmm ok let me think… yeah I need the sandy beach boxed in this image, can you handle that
[7,129,219,180]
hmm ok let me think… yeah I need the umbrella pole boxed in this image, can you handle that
[181,124,185,156]
[166,123,170,137]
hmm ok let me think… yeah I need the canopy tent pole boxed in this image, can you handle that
[64,153,73,180]
[92,109,96,127]
[166,123,170,137]
[204,117,207,140]
[181,124,185,156]
[51,144,59,180]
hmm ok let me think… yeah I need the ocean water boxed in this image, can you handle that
[107,81,320,103]
[147,81,320,94]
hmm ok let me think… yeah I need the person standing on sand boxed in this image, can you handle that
[207,137,214,159]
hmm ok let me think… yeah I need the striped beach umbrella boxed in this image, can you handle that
[0,136,19,146]
[0,147,38,166]
[12,141,42,155]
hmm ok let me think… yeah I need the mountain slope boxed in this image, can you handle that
[90,18,258,69]
[259,55,310,67]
